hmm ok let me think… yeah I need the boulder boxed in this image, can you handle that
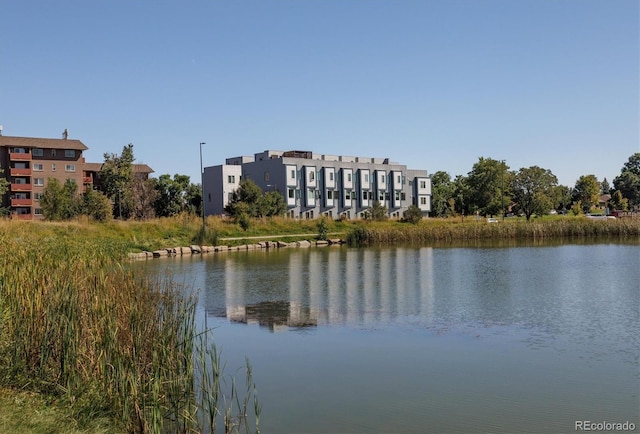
[298,240,312,248]
[316,240,329,246]
[190,245,202,254]
[214,245,228,252]
[277,241,289,248]
[153,250,168,257]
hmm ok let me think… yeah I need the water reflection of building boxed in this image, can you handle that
[226,301,317,332]
[204,247,434,332]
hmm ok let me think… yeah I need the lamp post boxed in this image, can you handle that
[199,142,206,239]
[501,160,505,222]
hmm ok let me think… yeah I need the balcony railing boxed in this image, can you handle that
[10,183,32,192]
[13,214,33,221]
[9,152,31,161]
[10,168,32,176]
[11,198,33,207]
[83,176,93,184]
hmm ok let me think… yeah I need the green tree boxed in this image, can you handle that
[153,174,198,217]
[549,185,572,213]
[511,166,558,221]
[257,191,286,217]
[224,179,262,218]
[572,175,600,213]
[613,153,640,207]
[600,178,611,195]
[364,200,388,221]
[466,157,511,217]
[101,144,135,219]
[40,179,81,221]
[429,171,455,217]
[403,205,423,224]
[608,190,628,212]
[82,188,113,222]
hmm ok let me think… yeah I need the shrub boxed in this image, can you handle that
[402,205,423,224]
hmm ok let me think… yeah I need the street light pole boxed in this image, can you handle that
[200,142,206,240]
[501,160,505,222]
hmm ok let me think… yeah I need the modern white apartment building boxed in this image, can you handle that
[204,150,431,219]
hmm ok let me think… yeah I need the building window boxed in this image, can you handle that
[397,175,401,184]
[288,189,295,199]
[34,193,43,200]
[364,174,369,183]
[395,192,401,201]
[345,190,352,200]
[327,190,333,200]
[264,171,270,181]
[329,172,334,181]
[401,192,406,200]
[32,148,43,157]
[420,180,427,189]
[347,173,352,182]
[420,197,427,205]
[379,191,385,201]
[67,178,76,184]
[34,178,44,186]
[381,174,385,183]
[65,150,75,158]
[52,163,56,171]
[290,169,295,179]
[228,175,235,183]
[65,164,76,172]
[33,163,44,171]
[34,208,43,215]
[51,149,56,157]
[309,171,314,181]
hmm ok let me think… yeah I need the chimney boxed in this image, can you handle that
[63,129,68,139]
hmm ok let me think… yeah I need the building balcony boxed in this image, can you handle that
[11,198,33,207]
[10,183,32,192]
[9,152,31,161]
[13,213,33,221]
[10,167,32,176]
[83,176,93,184]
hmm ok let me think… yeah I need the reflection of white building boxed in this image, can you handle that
[204,150,431,219]
[212,248,435,331]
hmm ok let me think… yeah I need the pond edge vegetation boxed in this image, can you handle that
[0,214,638,433]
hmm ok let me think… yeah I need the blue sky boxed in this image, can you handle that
[1,0,638,187]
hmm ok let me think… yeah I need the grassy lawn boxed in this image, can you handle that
[0,388,119,434]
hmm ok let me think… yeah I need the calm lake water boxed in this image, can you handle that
[140,242,640,433]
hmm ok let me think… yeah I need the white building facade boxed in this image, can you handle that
[204,150,431,219]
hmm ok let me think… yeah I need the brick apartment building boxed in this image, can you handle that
[0,130,90,219]
[0,131,154,220]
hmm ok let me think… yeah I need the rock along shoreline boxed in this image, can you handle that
[127,238,346,260]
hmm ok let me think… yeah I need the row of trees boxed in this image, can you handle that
[430,153,640,220]
[98,144,203,220]
[33,144,204,221]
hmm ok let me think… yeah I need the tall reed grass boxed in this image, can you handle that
[0,223,259,433]
[346,217,640,246]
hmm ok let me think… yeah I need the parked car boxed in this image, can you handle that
[487,218,499,223]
